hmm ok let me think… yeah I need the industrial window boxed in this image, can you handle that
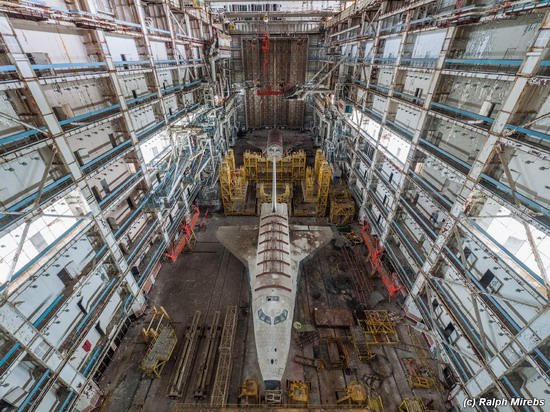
[100,179,111,194]
[56,267,72,286]
[95,322,106,337]
[126,197,135,210]
[258,309,272,325]
[443,323,455,341]
[29,232,47,253]
[389,172,394,184]
[74,150,86,166]
[464,247,473,261]
[273,309,288,325]
[108,133,117,148]
[482,270,503,293]
[77,298,87,314]
[92,186,102,202]
[34,341,52,359]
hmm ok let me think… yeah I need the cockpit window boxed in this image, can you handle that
[258,309,272,325]
[266,296,279,302]
[273,309,288,325]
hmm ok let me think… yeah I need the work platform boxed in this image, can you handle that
[141,325,178,379]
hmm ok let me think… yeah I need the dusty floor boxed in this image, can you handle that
[98,216,450,412]
[97,132,450,411]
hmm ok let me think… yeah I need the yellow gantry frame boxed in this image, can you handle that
[220,148,332,217]
[140,306,178,379]
[329,185,355,225]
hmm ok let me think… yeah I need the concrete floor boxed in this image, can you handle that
[98,132,450,411]
[98,216,450,412]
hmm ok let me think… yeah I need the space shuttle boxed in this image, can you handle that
[217,129,332,389]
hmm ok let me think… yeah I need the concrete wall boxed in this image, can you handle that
[457,14,542,59]
[106,35,140,61]
[394,103,420,131]
[411,29,445,58]
[382,36,400,57]
[13,23,89,64]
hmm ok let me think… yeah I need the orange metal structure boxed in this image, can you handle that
[361,222,402,299]
[256,25,286,96]
[165,206,200,263]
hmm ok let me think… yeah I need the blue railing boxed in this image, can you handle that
[444,58,522,73]
[419,138,471,171]
[81,140,132,174]
[430,101,494,125]
[0,175,73,223]
[400,57,438,68]
[392,89,425,104]
[479,174,550,221]
[400,197,437,240]
[409,171,453,209]
[113,195,150,238]
[32,295,64,329]
[0,65,17,72]
[504,124,550,142]
[17,369,51,412]
[432,280,487,354]
[127,221,160,263]
[390,220,425,265]
[98,171,143,209]
[385,119,414,140]
[32,62,107,70]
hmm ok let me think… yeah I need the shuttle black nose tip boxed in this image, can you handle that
[264,380,281,390]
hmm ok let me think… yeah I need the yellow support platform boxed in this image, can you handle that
[399,397,434,412]
[368,394,385,412]
[287,380,310,405]
[296,149,332,217]
[140,306,178,379]
[223,148,332,217]
[329,185,355,225]
[361,310,400,346]
[219,150,253,215]
[243,150,306,183]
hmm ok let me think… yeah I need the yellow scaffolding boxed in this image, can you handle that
[361,310,400,346]
[140,306,178,379]
[369,395,385,412]
[287,380,310,405]
[238,378,259,405]
[336,381,367,405]
[317,150,332,217]
[219,150,252,215]
[224,148,332,217]
[296,149,332,217]
[399,397,434,412]
[406,326,443,391]
[257,182,292,214]
[329,185,355,225]
[243,150,306,183]
[350,326,375,363]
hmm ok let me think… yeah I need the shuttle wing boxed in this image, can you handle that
[289,225,333,264]
[216,225,258,266]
